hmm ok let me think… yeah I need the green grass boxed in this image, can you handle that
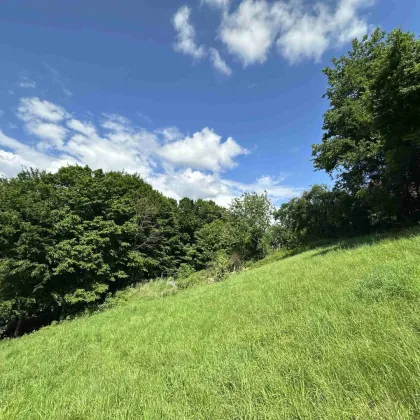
[1,230,420,419]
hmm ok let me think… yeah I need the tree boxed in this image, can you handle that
[178,198,227,267]
[312,29,420,222]
[194,219,235,269]
[0,166,182,330]
[228,192,275,260]
[273,185,371,246]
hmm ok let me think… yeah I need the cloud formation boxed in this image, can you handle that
[209,48,233,75]
[173,0,374,69]
[158,127,247,172]
[172,6,232,75]
[1,96,299,205]
[202,0,231,9]
[172,6,205,59]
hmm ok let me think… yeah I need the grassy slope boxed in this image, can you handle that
[1,230,420,419]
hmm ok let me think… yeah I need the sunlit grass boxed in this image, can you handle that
[1,229,420,419]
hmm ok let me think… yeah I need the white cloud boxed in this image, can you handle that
[19,77,37,89]
[172,6,205,59]
[17,97,69,122]
[0,149,35,178]
[17,97,71,149]
[178,0,375,69]
[209,48,232,75]
[156,127,184,143]
[202,0,231,9]
[0,130,76,177]
[26,122,68,148]
[1,96,300,206]
[219,0,291,66]
[101,113,131,130]
[276,0,373,63]
[148,169,299,206]
[67,119,97,137]
[157,127,248,172]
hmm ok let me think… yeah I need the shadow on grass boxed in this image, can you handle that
[308,226,420,259]
[252,225,420,270]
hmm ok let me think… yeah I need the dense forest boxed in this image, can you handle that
[1,28,419,337]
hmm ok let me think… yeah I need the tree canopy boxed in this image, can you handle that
[312,29,420,222]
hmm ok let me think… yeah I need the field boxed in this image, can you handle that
[1,230,420,419]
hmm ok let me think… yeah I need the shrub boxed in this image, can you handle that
[207,251,232,283]
[177,263,196,280]
[177,271,206,290]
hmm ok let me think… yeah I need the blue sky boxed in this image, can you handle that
[0,0,419,205]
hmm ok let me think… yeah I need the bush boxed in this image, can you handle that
[177,263,196,280]
[177,271,207,290]
[207,251,232,282]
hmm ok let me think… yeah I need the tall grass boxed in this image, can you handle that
[1,230,420,419]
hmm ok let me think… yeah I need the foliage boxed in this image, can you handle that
[176,270,207,290]
[206,250,233,282]
[273,184,371,246]
[176,263,196,281]
[0,167,276,332]
[312,28,420,222]
[193,219,234,269]
[0,166,181,325]
[228,192,275,260]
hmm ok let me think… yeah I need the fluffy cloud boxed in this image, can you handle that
[172,6,205,59]
[276,0,373,63]
[0,130,76,177]
[67,119,97,137]
[220,0,290,66]
[149,169,300,206]
[17,97,69,122]
[172,6,232,75]
[1,96,299,206]
[220,0,373,65]
[158,127,247,172]
[26,122,68,149]
[175,0,374,69]
[0,149,35,178]
[156,126,184,143]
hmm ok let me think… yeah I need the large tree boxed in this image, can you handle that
[312,29,420,222]
[0,166,181,329]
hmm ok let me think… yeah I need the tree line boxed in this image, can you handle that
[275,28,420,246]
[1,28,419,336]
[0,166,274,336]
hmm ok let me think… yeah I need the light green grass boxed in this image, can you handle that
[1,230,420,419]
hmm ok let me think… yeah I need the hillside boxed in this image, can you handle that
[1,230,420,419]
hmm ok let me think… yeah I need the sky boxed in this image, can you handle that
[0,0,419,206]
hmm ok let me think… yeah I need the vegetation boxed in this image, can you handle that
[275,29,420,246]
[1,229,419,418]
[0,167,274,335]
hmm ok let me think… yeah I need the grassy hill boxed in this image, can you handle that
[1,230,420,419]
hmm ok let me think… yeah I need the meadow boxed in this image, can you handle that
[1,229,420,419]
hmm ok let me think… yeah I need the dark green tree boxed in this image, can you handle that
[313,29,420,222]
[0,166,182,328]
